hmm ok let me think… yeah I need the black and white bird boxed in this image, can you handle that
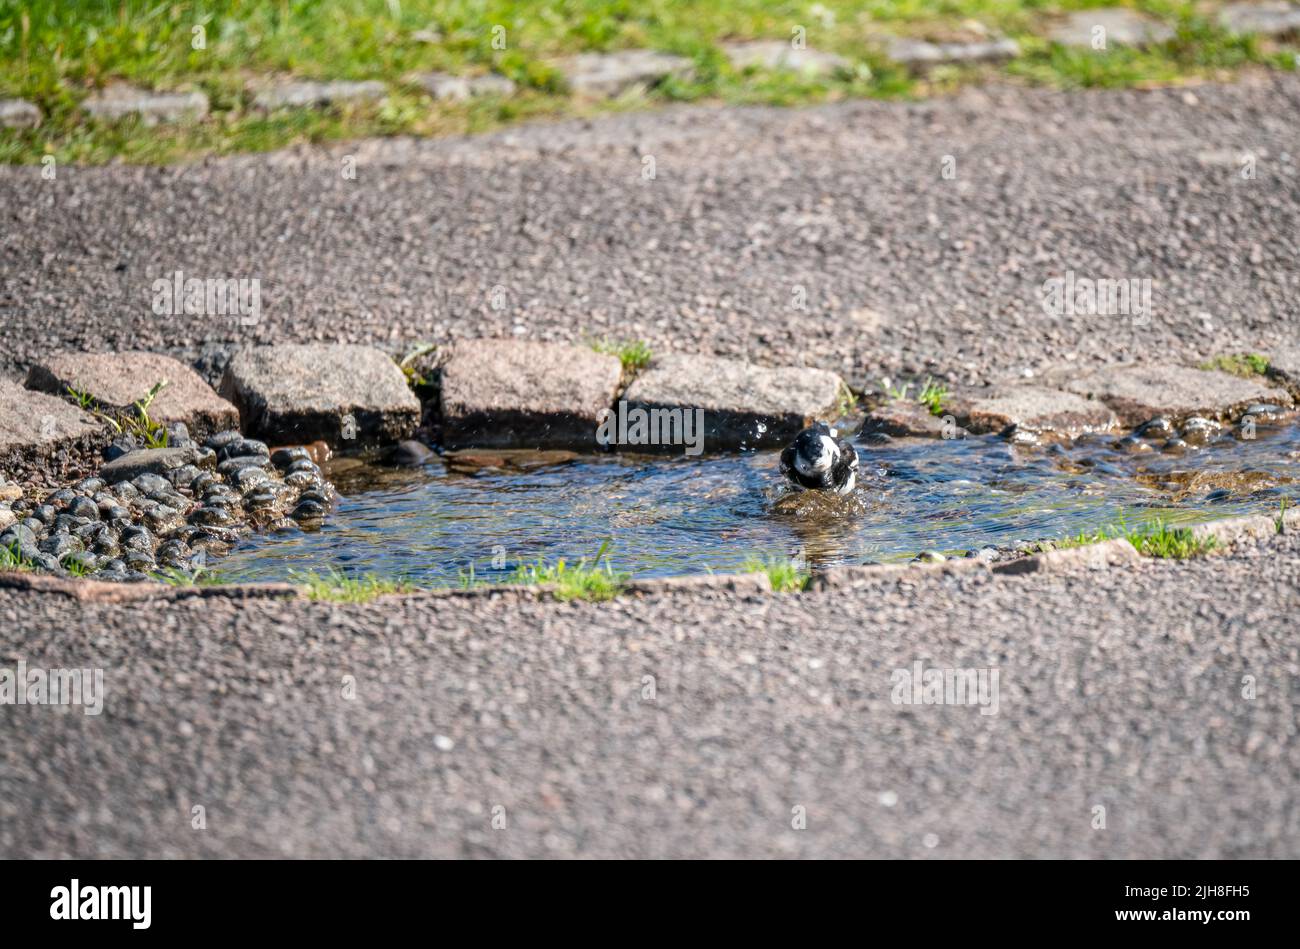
[779,423,859,495]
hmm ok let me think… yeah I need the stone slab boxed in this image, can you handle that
[621,353,848,451]
[1219,2,1300,36]
[956,385,1119,440]
[722,41,850,76]
[0,98,41,128]
[809,558,990,591]
[81,84,208,124]
[623,572,773,596]
[1264,345,1300,394]
[438,340,622,450]
[860,399,964,439]
[25,351,238,437]
[417,72,516,101]
[557,50,694,97]
[219,344,420,448]
[0,380,105,476]
[887,36,1020,67]
[1059,364,1291,426]
[1049,9,1176,48]
[1189,514,1279,547]
[992,539,1142,575]
[251,80,387,111]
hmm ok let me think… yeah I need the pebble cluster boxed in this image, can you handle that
[0,425,333,582]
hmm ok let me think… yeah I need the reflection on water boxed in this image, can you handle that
[216,420,1300,585]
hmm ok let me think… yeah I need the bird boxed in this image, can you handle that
[779,423,859,495]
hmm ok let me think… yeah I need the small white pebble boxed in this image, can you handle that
[923,833,939,849]
[434,735,455,752]
[878,790,898,807]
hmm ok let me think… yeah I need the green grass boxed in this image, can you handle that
[149,564,225,586]
[1198,352,1271,378]
[507,539,628,600]
[1128,520,1218,558]
[1053,516,1218,559]
[917,376,948,417]
[398,341,438,389]
[2,1,1296,165]
[0,540,35,572]
[741,554,809,592]
[590,338,653,375]
[69,379,172,448]
[292,566,415,602]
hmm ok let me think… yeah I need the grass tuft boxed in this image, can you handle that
[917,376,949,417]
[1055,517,1218,559]
[69,379,172,448]
[741,554,809,592]
[0,541,36,572]
[1199,353,1271,378]
[590,338,653,376]
[508,539,628,600]
[293,567,414,603]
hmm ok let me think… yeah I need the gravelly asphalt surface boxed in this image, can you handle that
[3,74,1299,386]
[2,534,1297,859]
[2,77,1299,858]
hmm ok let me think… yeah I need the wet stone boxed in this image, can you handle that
[860,400,962,440]
[622,353,849,451]
[99,447,211,484]
[1059,364,1291,426]
[956,385,1119,441]
[439,340,623,451]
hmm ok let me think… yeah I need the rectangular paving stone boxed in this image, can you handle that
[0,379,105,477]
[993,539,1142,575]
[219,344,420,448]
[0,98,41,128]
[1049,9,1176,48]
[557,50,694,97]
[252,80,387,111]
[1264,345,1300,394]
[860,398,963,439]
[1219,2,1300,36]
[417,72,517,101]
[438,340,622,450]
[887,35,1020,67]
[25,351,238,437]
[1059,364,1291,426]
[621,353,848,451]
[81,85,209,124]
[955,385,1119,441]
[722,41,850,76]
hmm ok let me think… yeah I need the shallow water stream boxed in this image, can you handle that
[215,418,1300,586]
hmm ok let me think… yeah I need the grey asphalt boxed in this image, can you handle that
[2,534,1297,859]
[3,74,1299,386]
[2,75,1299,858]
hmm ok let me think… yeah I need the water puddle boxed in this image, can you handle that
[214,418,1300,586]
